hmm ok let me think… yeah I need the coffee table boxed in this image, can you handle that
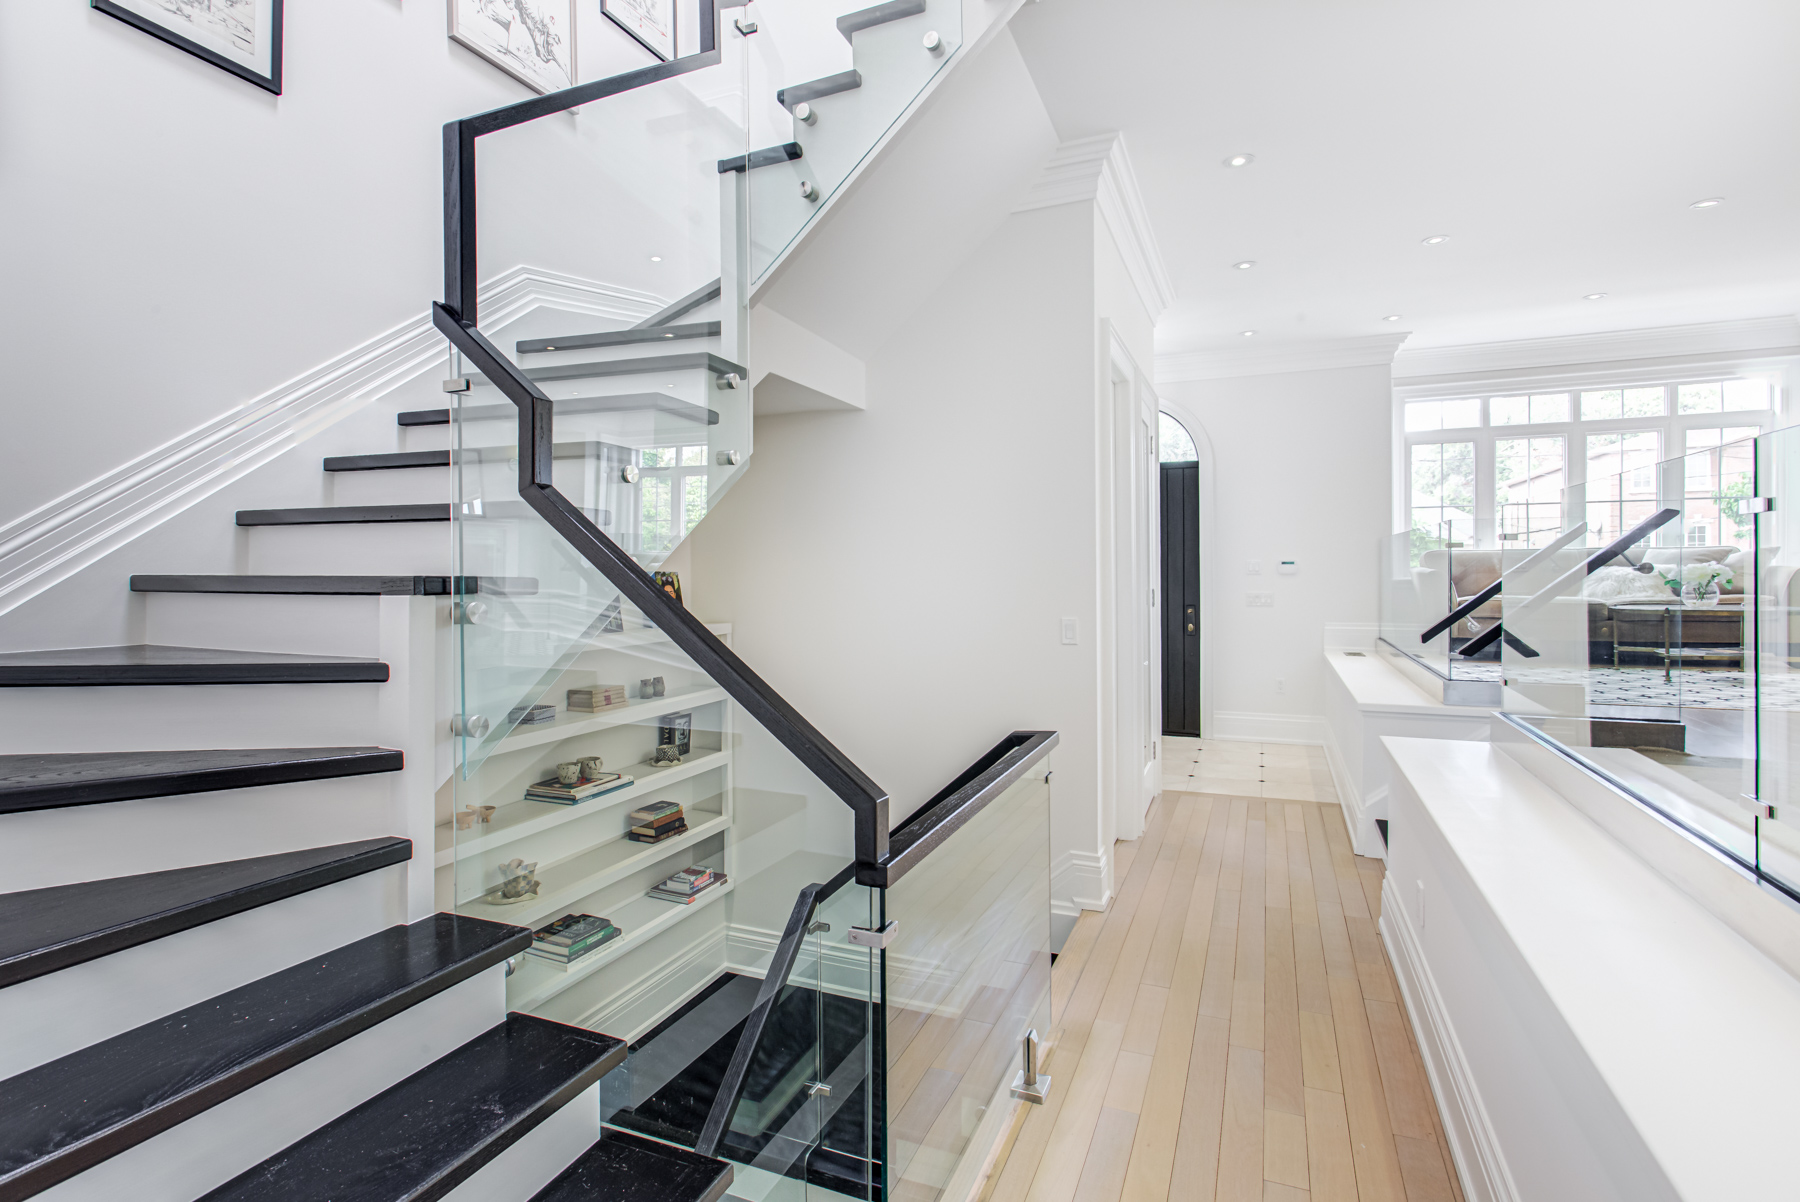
[1609,603,1746,682]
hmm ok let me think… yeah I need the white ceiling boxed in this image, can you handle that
[1009,0,1800,359]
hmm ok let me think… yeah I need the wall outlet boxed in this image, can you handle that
[1061,617,1078,645]
[1246,593,1274,607]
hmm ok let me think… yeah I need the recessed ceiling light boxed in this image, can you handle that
[1422,235,1449,245]
[1223,153,1255,168]
[1584,293,1608,300]
[1240,330,1256,338]
[1383,314,1402,322]
[1690,197,1724,209]
[650,255,663,261]
[1233,260,1256,270]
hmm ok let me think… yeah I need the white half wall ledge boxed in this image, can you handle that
[1013,132,1174,325]
[1154,332,1410,384]
[1210,710,1330,746]
[1392,315,1800,385]
[0,267,660,622]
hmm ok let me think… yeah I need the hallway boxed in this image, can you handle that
[986,788,1462,1202]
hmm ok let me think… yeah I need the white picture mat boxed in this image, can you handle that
[107,0,276,73]
[603,0,676,60]
[449,0,578,95]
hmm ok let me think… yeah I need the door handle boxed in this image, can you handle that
[1186,606,1196,635]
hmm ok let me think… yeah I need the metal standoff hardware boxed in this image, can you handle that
[621,464,640,484]
[799,180,820,201]
[806,919,832,935]
[450,713,491,738]
[805,1081,832,1098]
[1010,1029,1050,1103]
[1743,794,1777,819]
[442,377,472,393]
[847,920,898,949]
[717,449,743,466]
[923,30,944,53]
[717,372,745,390]
[733,16,758,34]
[455,600,488,625]
[1743,497,1775,513]
[794,102,817,125]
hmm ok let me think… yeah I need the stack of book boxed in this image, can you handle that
[567,684,631,713]
[527,913,620,971]
[628,801,686,843]
[648,866,726,905]
[525,771,632,806]
[507,703,557,728]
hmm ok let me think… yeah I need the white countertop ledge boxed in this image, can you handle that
[1383,736,1800,1202]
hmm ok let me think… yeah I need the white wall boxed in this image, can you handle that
[1158,362,1393,742]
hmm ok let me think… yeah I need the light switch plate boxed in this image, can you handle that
[1247,593,1274,607]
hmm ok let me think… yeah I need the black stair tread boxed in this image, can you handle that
[128,574,529,597]
[322,450,450,471]
[0,837,412,988]
[236,504,450,526]
[837,0,925,40]
[397,408,449,427]
[0,645,389,686]
[718,142,804,175]
[515,351,746,385]
[0,911,527,1201]
[0,746,402,816]
[199,1013,626,1202]
[516,321,721,354]
[531,1130,733,1202]
[777,70,862,110]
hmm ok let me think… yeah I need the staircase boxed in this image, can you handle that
[0,3,1047,1201]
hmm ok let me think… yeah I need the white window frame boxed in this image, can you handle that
[1396,369,1787,549]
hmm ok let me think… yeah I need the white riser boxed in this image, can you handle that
[34,964,506,1202]
[516,336,723,372]
[403,424,452,453]
[0,863,408,1078]
[328,466,450,508]
[0,773,401,889]
[145,593,383,659]
[246,522,453,576]
[442,1082,600,1202]
[0,684,383,753]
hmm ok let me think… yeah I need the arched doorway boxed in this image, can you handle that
[1159,413,1201,736]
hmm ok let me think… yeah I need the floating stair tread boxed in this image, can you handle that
[777,70,862,110]
[718,142,804,175]
[199,1013,625,1202]
[0,746,402,816]
[236,504,450,526]
[516,322,722,354]
[531,1129,732,1202]
[515,352,747,385]
[837,0,925,40]
[0,837,412,988]
[322,450,450,472]
[0,645,389,686]
[130,575,495,597]
[454,394,719,427]
[0,911,526,1200]
[397,409,449,427]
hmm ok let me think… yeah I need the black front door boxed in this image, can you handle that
[1160,462,1200,736]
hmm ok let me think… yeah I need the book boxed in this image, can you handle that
[532,913,610,947]
[631,809,684,830]
[567,684,631,713]
[666,866,713,889]
[627,822,688,844]
[524,772,632,804]
[526,927,620,969]
[531,923,618,954]
[648,874,726,905]
[629,800,682,822]
[507,703,557,727]
[656,712,693,757]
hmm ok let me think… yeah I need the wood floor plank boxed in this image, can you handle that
[1343,914,1398,1004]
[1122,984,1171,1056]
[1070,1107,1140,1202]
[1263,1185,1309,1202]
[1263,1108,1309,1191]
[1393,1134,1457,1202]
[1219,799,1249,892]
[1263,906,1303,1117]
[1364,998,1436,1139]
[1104,1050,1154,1113]
[1025,1020,1129,1202]
[1145,797,1213,987]
[1298,1010,1343,1095]
[1217,1045,1266,1202]
[1357,867,1384,921]
[1169,1014,1232,1202]
[1302,1087,1359,1202]
[1231,807,1268,1052]
[1435,1126,1469,1202]
[1097,803,1197,1026]
[1054,911,1106,1019]
[1327,974,1407,1201]
[1302,807,1358,982]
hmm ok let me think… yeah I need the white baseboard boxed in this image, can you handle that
[1324,725,1386,858]
[1210,711,1328,745]
[1051,849,1109,916]
[0,266,659,621]
[577,925,728,1043]
[1380,878,1520,1202]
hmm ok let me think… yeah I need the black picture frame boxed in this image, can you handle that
[93,0,284,95]
[657,712,693,757]
[601,0,675,62]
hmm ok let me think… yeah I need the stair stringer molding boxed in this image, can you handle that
[0,267,663,634]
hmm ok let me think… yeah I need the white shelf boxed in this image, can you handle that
[505,880,734,1011]
[458,810,731,929]
[435,749,731,867]
[492,685,729,755]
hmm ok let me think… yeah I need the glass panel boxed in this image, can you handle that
[1159,412,1198,461]
[1489,395,1528,426]
[745,0,962,284]
[1679,383,1723,414]
[1756,428,1800,893]
[1725,378,1772,411]
[1410,441,1475,541]
[882,762,1052,1202]
[1496,435,1565,546]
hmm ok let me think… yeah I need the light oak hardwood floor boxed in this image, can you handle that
[984,791,1465,1202]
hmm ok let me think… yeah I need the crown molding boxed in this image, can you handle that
[0,267,660,620]
[1015,132,1175,322]
[1392,316,1800,383]
[1155,332,1410,383]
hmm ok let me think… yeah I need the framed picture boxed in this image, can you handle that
[657,712,693,757]
[602,0,675,61]
[93,0,283,94]
[448,0,577,96]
